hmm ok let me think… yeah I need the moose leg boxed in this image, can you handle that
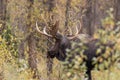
[86,69,92,80]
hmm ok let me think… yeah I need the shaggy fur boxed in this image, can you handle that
[47,33,114,80]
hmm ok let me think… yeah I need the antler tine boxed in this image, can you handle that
[68,27,73,35]
[75,21,82,35]
[75,26,79,35]
[36,22,53,37]
[67,21,82,40]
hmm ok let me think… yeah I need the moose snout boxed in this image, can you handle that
[47,50,56,58]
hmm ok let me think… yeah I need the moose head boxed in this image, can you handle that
[36,21,88,61]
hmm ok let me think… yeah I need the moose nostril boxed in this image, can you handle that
[48,51,52,55]
[47,51,56,58]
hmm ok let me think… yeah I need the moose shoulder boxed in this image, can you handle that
[47,33,114,62]
[36,21,115,80]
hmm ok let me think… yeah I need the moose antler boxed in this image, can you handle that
[50,20,59,36]
[67,21,82,40]
[36,22,53,37]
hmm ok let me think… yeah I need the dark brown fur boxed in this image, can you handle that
[47,33,115,80]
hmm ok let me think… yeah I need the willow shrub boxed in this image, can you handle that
[0,24,37,80]
[62,9,120,80]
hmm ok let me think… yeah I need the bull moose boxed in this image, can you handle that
[36,21,115,80]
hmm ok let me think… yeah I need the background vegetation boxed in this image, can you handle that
[0,0,120,80]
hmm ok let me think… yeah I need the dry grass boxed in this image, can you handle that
[37,55,120,80]
[37,54,63,80]
[0,53,120,80]
[92,65,120,80]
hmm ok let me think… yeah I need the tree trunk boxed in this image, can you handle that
[27,0,38,78]
[18,41,25,59]
[114,0,120,22]
[65,0,71,28]
[64,0,72,35]
[46,0,56,79]
[28,34,37,78]
[82,0,94,36]
[0,0,7,34]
